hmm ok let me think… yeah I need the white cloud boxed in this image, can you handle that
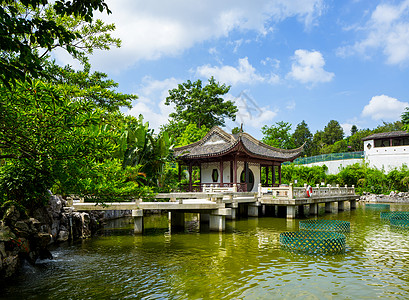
[286,100,296,110]
[261,57,280,69]
[196,57,279,85]
[125,77,180,131]
[287,49,334,85]
[341,123,354,137]
[361,95,408,121]
[337,0,409,65]
[68,0,324,72]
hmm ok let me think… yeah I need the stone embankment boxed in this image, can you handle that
[359,191,409,203]
[0,194,104,279]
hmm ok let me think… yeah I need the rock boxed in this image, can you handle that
[28,218,41,232]
[36,233,52,249]
[0,242,6,258]
[0,223,16,242]
[32,206,52,228]
[47,194,63,219]
[12,220,31,238]
[3,206,20,227]
[57,230,69,242]
[2,255,20,278]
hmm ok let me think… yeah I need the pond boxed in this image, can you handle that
[2,204,409,299]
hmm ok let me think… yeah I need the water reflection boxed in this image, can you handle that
[2,204,409,299]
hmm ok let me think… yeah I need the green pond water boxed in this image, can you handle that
[2,204,409,299]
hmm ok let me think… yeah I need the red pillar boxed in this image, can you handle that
[220,160,223,187]
[188,163,193,192]
[233,156,237,185]
[272,165,275,186]
[266,165,269,187]
[178,163,181,182]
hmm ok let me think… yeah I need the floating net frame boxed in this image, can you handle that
[380,211,409,221]
[299,219,350,233]
[279,231,346,255]
[365,203,390,210]
[390,217,409,229]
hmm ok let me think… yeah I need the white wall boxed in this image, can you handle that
[301,159,364,175]
[201,162,231,183]
[364,140,409,172]
[201,162,260,192]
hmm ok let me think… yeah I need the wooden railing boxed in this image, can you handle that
[180,183,247,193]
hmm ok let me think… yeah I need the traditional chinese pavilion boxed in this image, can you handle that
[173,126,304,192]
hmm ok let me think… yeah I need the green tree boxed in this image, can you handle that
[231,126,242,134]
[0,0,112,84]
[402,108,409,131]
[309,130,325,156]
[176,123,209,147]
[348,128,371,152]
[292,120,312,155]
[45,62,134,112]
[350,125,358,136]
[261,121,295,149]
[373,121,403,133]
[322,120,344,145]
[165,77,237,129]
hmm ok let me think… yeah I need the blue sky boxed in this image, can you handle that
[55,0,409,139]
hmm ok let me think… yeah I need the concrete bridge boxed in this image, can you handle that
[71,184,358,233]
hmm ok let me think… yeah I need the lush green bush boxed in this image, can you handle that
[281,165,328,187]
[282,163,409,195]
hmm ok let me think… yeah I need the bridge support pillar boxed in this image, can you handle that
[338,201,345,211]
[200,213,210,223]
[286,206,296,219]
[132,209,144,234]
[309,203,318,215]
[226,208,236,220]
[350,200,357,210]
[170,211,185,229]
[325,202,335,213]
[298,205,305,218]
[209,215,225,231]
[248,203,260,217]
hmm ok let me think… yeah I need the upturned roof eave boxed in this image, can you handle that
[175,139,303,162]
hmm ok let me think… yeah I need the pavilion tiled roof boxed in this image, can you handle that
[173,126,304,162]
[362,131,409,141]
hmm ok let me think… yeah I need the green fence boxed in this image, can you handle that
[299,220,350,233]
[284,151,364,165]
[279,231,346,255]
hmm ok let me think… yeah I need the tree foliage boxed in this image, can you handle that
[164,77,237,129]
[292,120,312,155]
[0,78,150,208]
[350,125,358,136]
[322,120,344,145]
[402,107,409,131]
[281,163,409,195]
[0,0,113,85]
[262,121,295,149]
[175,123,209,147]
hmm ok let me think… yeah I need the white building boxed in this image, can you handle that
[362,131,409,172]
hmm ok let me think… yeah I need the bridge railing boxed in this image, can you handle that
[258,183,355,199]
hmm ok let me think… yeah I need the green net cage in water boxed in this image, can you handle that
[299,219,350,233]
[365,203,390,210]
[279,231,346,255]
[390,217,409,229]
[380,211,409,221]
